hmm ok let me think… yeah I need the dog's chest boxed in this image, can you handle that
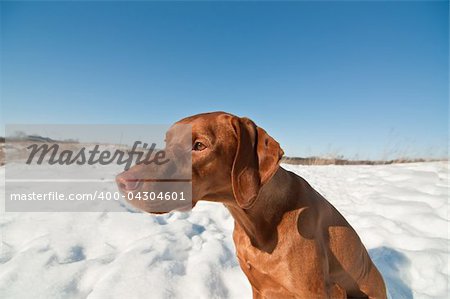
[234,236,293,297]
[232,214,307,297]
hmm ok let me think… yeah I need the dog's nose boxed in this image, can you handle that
[116,172,142,192]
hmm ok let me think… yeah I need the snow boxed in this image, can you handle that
[0,162,448,299]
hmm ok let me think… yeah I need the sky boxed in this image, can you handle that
[1,1,448,159]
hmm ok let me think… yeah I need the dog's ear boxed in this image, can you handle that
[256,126,284,184]
[231,117,284,209]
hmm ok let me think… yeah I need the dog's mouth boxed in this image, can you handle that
[118,178,192,191]
[122,190,193,214]
[116,174,193,213]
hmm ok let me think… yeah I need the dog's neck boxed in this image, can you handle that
[225,167,307,253]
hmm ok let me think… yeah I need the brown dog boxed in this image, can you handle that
[116,112,387,299]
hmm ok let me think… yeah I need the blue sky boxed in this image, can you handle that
[1,1,448,159]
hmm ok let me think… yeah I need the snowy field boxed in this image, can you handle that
[0,162,448,299]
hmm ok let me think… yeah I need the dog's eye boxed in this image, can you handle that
[193,141,206,151]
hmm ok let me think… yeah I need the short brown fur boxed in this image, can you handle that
[117,112,387,299]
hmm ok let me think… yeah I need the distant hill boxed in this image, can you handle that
[25,135,55,143]
[5,135,78,143]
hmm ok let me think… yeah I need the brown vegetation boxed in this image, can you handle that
[281,156,442,165]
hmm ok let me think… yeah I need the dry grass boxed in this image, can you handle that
[281,156,445,165]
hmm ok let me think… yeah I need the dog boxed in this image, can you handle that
[116,111,387,299]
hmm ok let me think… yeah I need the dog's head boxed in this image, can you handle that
[116,112,284,213]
